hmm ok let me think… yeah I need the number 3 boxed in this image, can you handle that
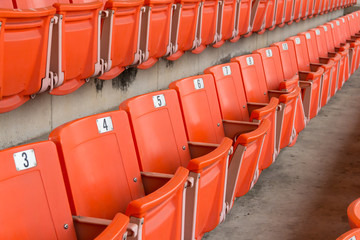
[22,152,29,168]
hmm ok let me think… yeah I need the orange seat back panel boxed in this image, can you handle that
[232,54,270,103]
[120,89,191,174]
[204,62,250,122]
[49,110,145,219]
[287,35,311,71]
[200,0,218,45]
[271,41,299,80]
[237,0,251,36]
[252,0,267,32]
[0,141,76,239]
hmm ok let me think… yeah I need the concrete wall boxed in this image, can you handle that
[0,9,345,150]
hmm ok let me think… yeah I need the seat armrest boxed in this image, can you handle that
[222,120,259,139]
[234,119,271,146]
[73,216,112,226]
[249,98,279,120]
[268,87,300,103]
[126,167,189,217]
[188,141,220,158]
[187,138,233,173]
[141,172,174,194]
[298,80,312,87]
[94,214,132,240]
[299,67,324,80]
[280,75,299,91]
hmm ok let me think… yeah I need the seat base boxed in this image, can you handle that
[167,50,184,61]
[213,40,225,48]
[192,44,206,54]
[0,94,30,113]
[98,66,126,80]
[137,57,158,70]
[50,78,86,96]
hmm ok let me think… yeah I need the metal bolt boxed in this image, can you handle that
[217,123,220,127]
[264,92,267,95]
[133,177,137,182]
[182,146,186,150]
[0,22,2,27]
[243,105,246,108]
[64,224,69,229]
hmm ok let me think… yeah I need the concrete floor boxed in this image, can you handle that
[205,70,360,240]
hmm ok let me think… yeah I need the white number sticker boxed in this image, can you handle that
[305,33,311,39]
[341,18,345,23]
[222,66,231,76]
[336,21,340,26]
[295,37,301,45]
[348,236,357,240]
[96,116,113,134]
[14,149,37,171]
[194,78,204,90]
[315,29,320,35]
[356,12,358,17]
[330,23,334,28]
[323,26,328,31]
[246,57,254,65]
[282,43,289,50]
[265,49,273,57]
[152,94,166,108]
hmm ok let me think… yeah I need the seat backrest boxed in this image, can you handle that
[271,40,299,79]
[253,46,285,90]
[16,0,68,8]
[346,13,357,36]
[0,1,14,8]
[0,141,76,239]
[231,54,270,103]
[329,20,342,47]
[320,23,336,52]
[120,89,191,174]
[49,110,145,219]
[298,31,320,63]
[309,27,328,58]
[169,74,226,144]
[204,62,250,122]
[286,35,311,71]
[238,0,252,35]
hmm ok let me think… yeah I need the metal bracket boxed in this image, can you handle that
[99,9,114,76]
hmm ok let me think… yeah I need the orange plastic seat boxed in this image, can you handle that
[16,0,104,95]
[97,0,144,80]
[230,0,252,41]
[284,0,294,24]
[170,74,270,209]
[204,62,279,171]
[292,0,302,22]
[285,36,324,119]
[310,26,342,98]
[253,46,304,147]
[0,5,55,113]
[120,89,233,240]
[348,198,360,229]
[137,0,173,69]
[0,141,130,240]
[299,0,308,20]
[49,110,189,240]
[233,53,300,152]
[337,228,360,240]
[192,0,219,53]
[274,0,285,27]
[320,23,348,91]
[167,0,201,60]
[251,0,268,34]
[298,31,335,108]
[264,0,276,30]
[212,0,237,47]
[231,54,287,159]
[0,1,14,8]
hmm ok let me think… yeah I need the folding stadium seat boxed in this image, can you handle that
[313,0,322,16]
[292,0,302,22]
[232,53,301,152]
[251,0,268,34]
[300,0,309,20]
[274,0,285,27]
[309,26,342,98]
[49,110,189,240]
[0,3,55,113]
[167,0,201,60]
[137,0,173,68]
[323,21,351,85]
[212,0,237,47]
[298,31,335,107]
[230,0,252,41]
[15,0,103,95]
[120,90,233,240]
[346,198,360,233]
[306,0,315,19]
[264,0,276,30]
[271,40,323,121]
[346,13,360,71]
[319,23,348,92]
[192,0,220,53]
[337,228,360,240]
[0,141,130,240]
[284,0,294,24]
[253,46,304,147]
[338,16,360,75]
[169,74,270,211]
[204,63,279,171]
[97,0,144,80]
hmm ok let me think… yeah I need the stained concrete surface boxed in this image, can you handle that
[205,70,360,240]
